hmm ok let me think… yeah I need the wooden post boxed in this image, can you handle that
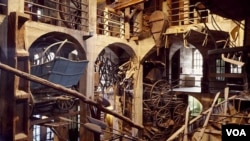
[104,7,110,36]
[183,0,189,25]
[197,92,220,141]
[120,12,125,38]
[133,3,143,37]
[224,87,229,124]
[2,11,30,141]
[125,7,130,39]
[183,105,190,141]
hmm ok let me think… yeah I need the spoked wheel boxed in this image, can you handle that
[173,103,187,129]
[150,80,172,109]
[150,133,167,141]
[156,108,172,128]
[56,95,75,110]
[29,93,35,117]
[59,0,82,29]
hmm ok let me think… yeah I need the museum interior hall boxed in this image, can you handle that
[1,0,250,141]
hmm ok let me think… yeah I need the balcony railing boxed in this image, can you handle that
[24,0,88,31]
[166,0,209,26]
[97,7,125,38]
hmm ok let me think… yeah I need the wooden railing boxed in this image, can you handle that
[24,0,89,31]
[97,7,125,38]
[166,0,209,26]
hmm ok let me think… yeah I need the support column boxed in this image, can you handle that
[2,11,30,141]
[79,0,96,141]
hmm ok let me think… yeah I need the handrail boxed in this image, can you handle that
[97,7,125,38]
[24,0,89,31]
[166,0,209,26]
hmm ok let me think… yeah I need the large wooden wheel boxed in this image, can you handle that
[173,103,187,129]
[150,133,167,141]
[56,95,76,110]
[59,0,82,29]
[150,80,172,109]
[156,108,172,128]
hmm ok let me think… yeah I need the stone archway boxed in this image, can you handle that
[28,32,88,141]
[28,32,87,59]
[92,42,138,140]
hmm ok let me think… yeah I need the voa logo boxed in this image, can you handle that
[226,129,246,136]
[222,124,250,141]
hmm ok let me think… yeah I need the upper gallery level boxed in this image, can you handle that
[0,0,244,41]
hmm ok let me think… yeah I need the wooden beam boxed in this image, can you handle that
[221,54,244,67]
[208,46,250,55]
[183,106,190,141]
[209,73,245,78]
[112,0,145,10]
[0,62,144,130]
[30,111,80,126]
[125,7,130,39]
[224,87,229,124]
[196,92,220,141]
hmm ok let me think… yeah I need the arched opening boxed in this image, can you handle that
[92,43,137,140]
[188,95,203,118]
[28,32,88,141]
[168,36,203,91]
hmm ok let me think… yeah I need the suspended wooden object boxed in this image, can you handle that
[218,39,245,67]
[87,116,108,130]
[149,11,169,55]
[84,123,102,134]
[221,53,244,67]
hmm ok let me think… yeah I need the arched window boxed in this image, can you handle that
[193,49,202,75]
[188,96,203,117]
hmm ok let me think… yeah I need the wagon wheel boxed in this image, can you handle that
[150,79,172,109]
[156,108,172,128]
[173,103,187,129]
[29,93,35,117]
[150,133,167,141]
[56,95,75,110]
[59,0,82,29]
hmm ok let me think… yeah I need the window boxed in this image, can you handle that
[231,64,242,73]
[193,49,202,75]
[33,115,54,141]
[188,96,203,117]
[216,59,225,81]
[230,55,242,74]
[192,49,203,87]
